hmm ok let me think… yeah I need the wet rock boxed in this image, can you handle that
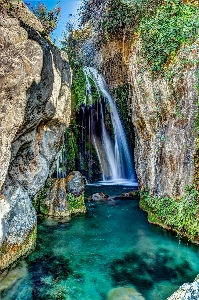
[41,172,86,217]
[107,286,145,300]
[66,171,85,197]
[167,276,199,300]
[91,192,109,201]
[119,191,140,197]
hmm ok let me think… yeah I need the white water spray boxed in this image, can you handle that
[83,67,135,181]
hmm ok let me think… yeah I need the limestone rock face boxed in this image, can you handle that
[129,38,199,198]
[41,172,86,217]
[93,35,199,199]
[0,5,71,273]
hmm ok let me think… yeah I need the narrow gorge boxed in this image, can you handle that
[1,0,199,299]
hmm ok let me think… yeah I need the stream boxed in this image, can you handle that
[1,183,199,300]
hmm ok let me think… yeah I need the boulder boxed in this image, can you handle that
[91,192,109,201]
[66,171,85,197]
[40,172,86,217]
[120,191,139,197]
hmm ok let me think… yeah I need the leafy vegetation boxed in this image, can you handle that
[59,121,79,177]
[26,1,61,35]
[112,84,130,130]
[80,0,199,74]
[140,185,199,241]
[33,181,51,214]
[67,193,86,214]
[80,0,161,40]
[61,23,92,109]
[70,66,100,109]
[71,67,87,109]
[139,0,199,73]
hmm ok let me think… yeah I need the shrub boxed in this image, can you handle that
[139,0,199,73]
[140,185,199,241]
[26,1,61,35]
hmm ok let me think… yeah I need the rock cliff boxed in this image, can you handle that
[87,35,199,200]
[0,1,72,274]
[129,38,199,199]
[80,0,199,241]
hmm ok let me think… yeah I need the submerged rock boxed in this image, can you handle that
[167,276,199,300]
[41,172,86,217]
[91,192,109,201]
[119,191,139,197]
[107,286,145,300]
[0,261,28,298]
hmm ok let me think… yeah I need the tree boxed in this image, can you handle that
[26,1,61,35]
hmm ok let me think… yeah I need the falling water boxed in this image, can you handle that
[83,67,135,181]
[55,67,136,182]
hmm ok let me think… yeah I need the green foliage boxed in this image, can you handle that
[112,84,130,131]
[80,0,161,41]
[88,77,100,105]
[79,0,199,76]
[139,0,199,73]
[99,0,138,39]
[61,23,91,67]
[140,185,199,241]
[26,1,61,35]
[67,193,86,214]
[71,66,87,109]
[33,181,51,214]
[71,65,100,110]
[174,99,184,119]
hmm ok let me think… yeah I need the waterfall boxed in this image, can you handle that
[83,67,135,181]
[54,67,136,183]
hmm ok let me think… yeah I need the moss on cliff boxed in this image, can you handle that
[140,185,199,243]
[139,0,199,73]
[33,182,51,215]
[81,0,199,75]
[111,84,130,131]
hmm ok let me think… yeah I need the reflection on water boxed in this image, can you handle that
[1,185,199,300]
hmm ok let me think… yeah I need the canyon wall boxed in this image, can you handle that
[0,1,72,274]
[89,35,199,200]
[129,38,199,198]
[80,0,199,245]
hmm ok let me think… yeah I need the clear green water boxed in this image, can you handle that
[1,184,199,300]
